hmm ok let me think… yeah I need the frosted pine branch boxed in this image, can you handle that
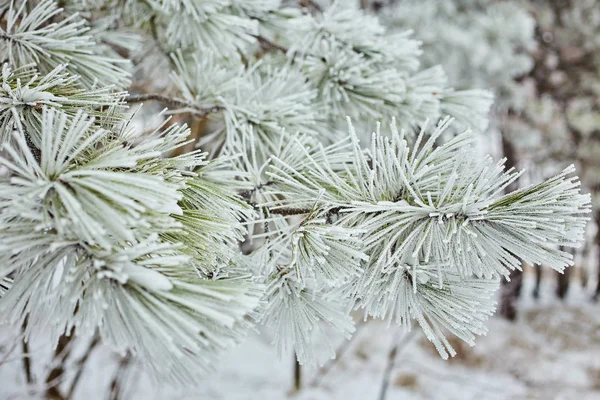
[0,0,591,388]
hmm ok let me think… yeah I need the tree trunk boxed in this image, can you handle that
[593,213,600,301]
[499,267,524,321]
[556,267,572,299]
[533,265,542,299]
[293,356,301,392]
[498,134,523,320]
[556,246,572,299]
[579,241,589,289]
[594,261,600,302]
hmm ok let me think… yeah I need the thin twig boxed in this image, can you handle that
[238,181,276,201]
[378,329,418,400]
[0,327,28,367]
[109,352,132,400]
[21,316,34,385]
[268,207,313,217]
[253,35,289,54]
[239,185,340,220]
[65,334,101,400]
[45,331,76,400]
[0,351,39,366]
[22,120,42,162]
[125,93,223,118]
[293,355,302,391]
[309,321,366,387]
[299,0,323,13]
[239,186,313,220]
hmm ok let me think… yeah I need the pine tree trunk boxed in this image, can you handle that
[533,265,542,299]
[556,267,572,299]
[593,213,600,301]
[594,261,600,302]
[498,134,523,320]
[556,246,571,299]
[293,356,302,392]
[579,242,589,289]
[499,268,524,321]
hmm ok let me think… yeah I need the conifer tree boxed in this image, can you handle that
[0,0,590,394]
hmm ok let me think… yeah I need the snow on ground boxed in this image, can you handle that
[2,273,600,399]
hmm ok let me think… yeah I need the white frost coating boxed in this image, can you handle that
[123,263,174,291]
[256,117,590,360]
[0,0,590,387]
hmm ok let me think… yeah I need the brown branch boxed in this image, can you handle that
[238,182,276,201]
[299,0,323,13]
[239,186,345,218]
[24,129,42,163]
[309,321,365,387]
[21,316,33,385]
[45,331,75,400]
[293,356,302,391]
[239,185,312,216]
[378,329,418,400]
[125,93,223,118]
[267,207,313,217]
[253,35,288,54]
[65,334,101,400]
[247,202,341,219]
[108,352,133,400]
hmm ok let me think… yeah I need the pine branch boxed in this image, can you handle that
[266,207,313,217]
[299,0,323,13]
[253,35,288,54]
[238,181,277,201]
[239,187,313,216]
[125,93,223,117]
[240,186,342,218]
[0,0,591,388]
[378,330,418,400]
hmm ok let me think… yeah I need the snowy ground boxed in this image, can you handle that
[2,273,600,400]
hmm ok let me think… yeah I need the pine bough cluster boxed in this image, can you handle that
[0,0,591,383]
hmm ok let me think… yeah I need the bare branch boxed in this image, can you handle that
[21,316,33,386]
[378,329,418,400]
[66,333,101,400]
[45,331,75,400]
[267,207,313,216]
[299,0,323,13]
[108,352,133,400]
[309,321,366,387]
[253,35,289,54]
[125,94,223,118]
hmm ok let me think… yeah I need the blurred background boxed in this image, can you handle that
[3,0,600,399]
